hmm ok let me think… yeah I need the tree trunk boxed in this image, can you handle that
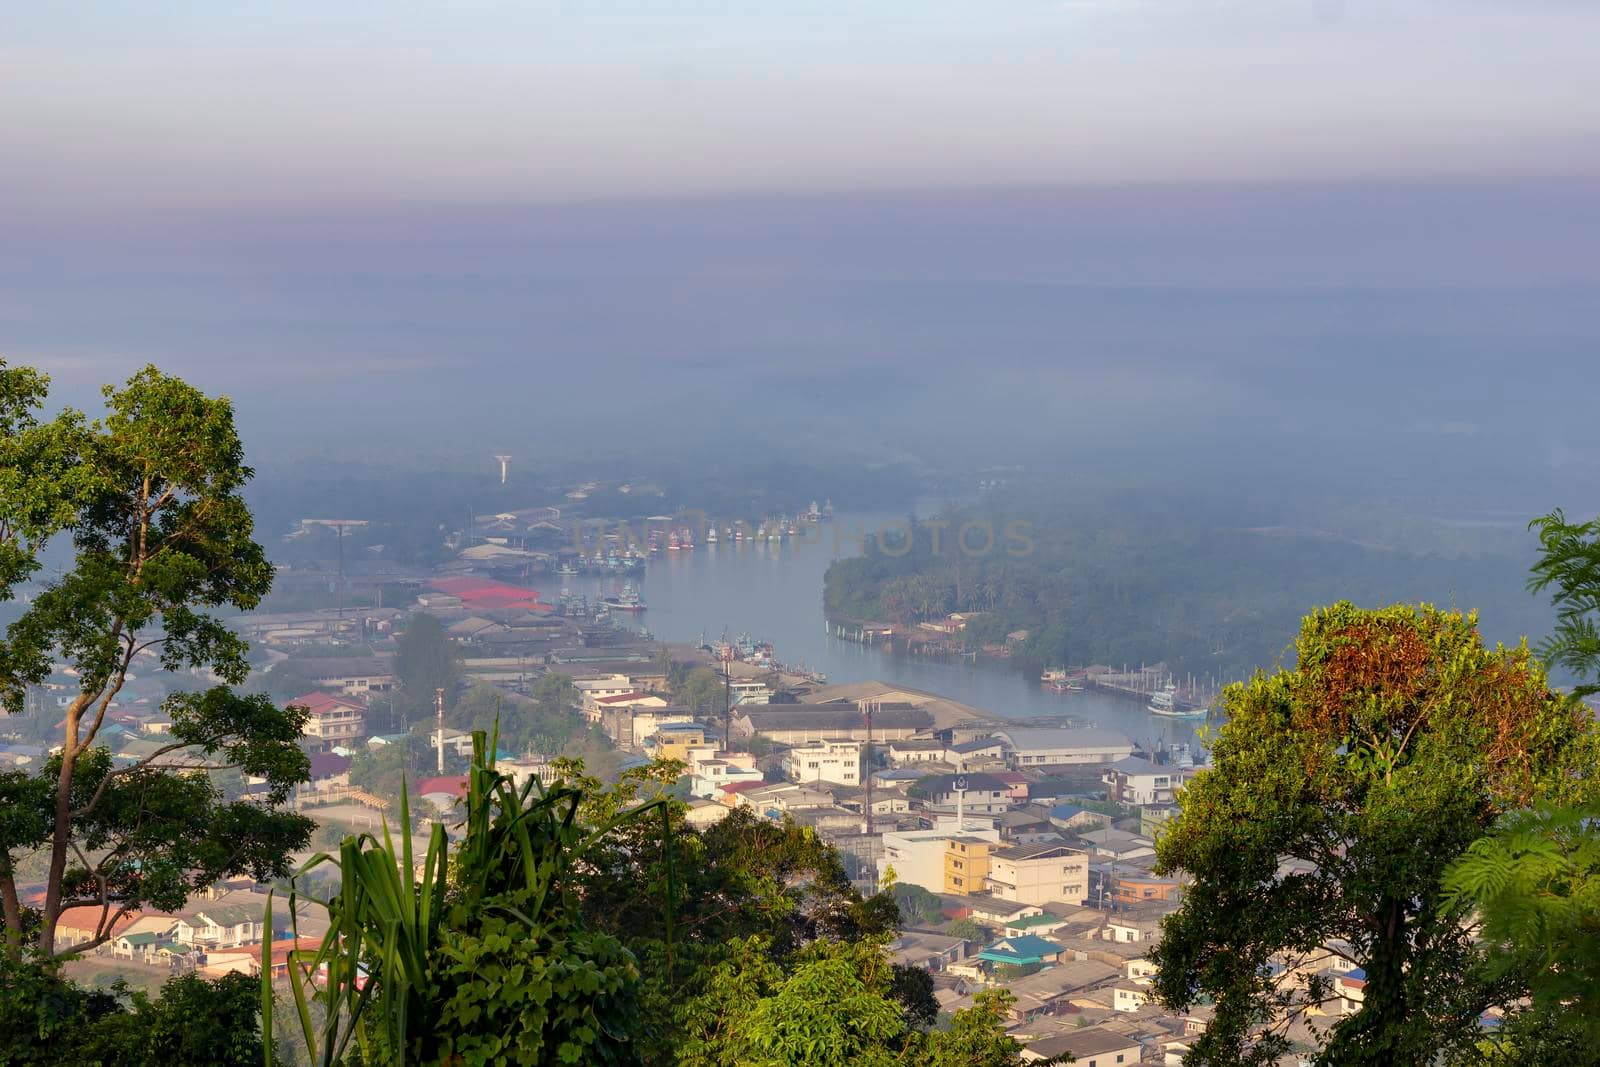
[37,696,85,956]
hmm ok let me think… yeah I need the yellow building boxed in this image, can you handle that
[648,721,708,763]
[944,837,995,895]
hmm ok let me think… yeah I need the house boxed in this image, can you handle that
[301,752,353,799]
[883,739,948,765]
[946,737,1006,765]
[595,699,687,746]
[988,843,1090,906]
[1002,913,1075,938]
[113,931,179,962]
[1103,916,1163,944]
[1075,827,1157,863]
[889,930,968,972]
[290,691,367,748]
[734,782,836,819]
[944,837,995,895]
[172,905,260,950]
[1334,968,1366,1015]
[1112,984,1151,1011]
[689,754,765,798]
[977,934,1066,968]
[574,675,638,708]
[53,904,145,950]
[683,798,732,828]
[1103,756,1185,806]
[923,772,1012,815]
[501,754,562,790]
[1114,872,1182,906]
[728,678,772,706]
[782,738,864,786]
[299,657,395,696]
[1022,1026,1143,1066]
[992,728,1136,768]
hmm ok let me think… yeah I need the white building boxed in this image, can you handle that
[879,826,1000,893]
[1103,756,1185,806]
[783,738,864,786]
[992,728,1135,767]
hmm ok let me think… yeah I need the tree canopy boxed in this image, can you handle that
[0,362,312,957]
[1151,602,1599,1065]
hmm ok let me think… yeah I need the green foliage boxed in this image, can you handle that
[270,730,667,1067]
[673,667,725,715]
[1151,602,1599,1066]
[0,952,264,1066]
[890,882,944,926]
[0,363,312,955]
[945,917,981,942]
[450,676,584,756]
[393,613,461,722]
[1442,805,1600,1063]
[823,490,1550,679]
[1529,508,1600,697]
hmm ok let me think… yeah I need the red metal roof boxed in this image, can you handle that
[427,577,553,612]
[415,775,469,799]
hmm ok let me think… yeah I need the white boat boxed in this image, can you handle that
[1149,683,1203,718]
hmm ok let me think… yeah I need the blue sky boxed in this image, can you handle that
[5,1,1599,215]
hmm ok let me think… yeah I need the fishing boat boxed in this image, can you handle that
[555,562,578,577]
[1149,683,1204,718]
[706,526,718,544]
[602,581,646,612]
[667,531,680,551]
[1041,668,1068,684]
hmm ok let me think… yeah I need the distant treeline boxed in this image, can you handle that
[823,487,1552,681]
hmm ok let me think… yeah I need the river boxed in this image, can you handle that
[527,512,1205,752]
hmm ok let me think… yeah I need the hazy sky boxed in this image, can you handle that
[4,1,1600,504]
[5,1,1600,215]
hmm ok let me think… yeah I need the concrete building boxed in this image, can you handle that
[991,728,1135,767]
[943,836,995,895]
[292,691,367,748]
[299,657,395,696]
[732,706,932,745]
[987,842,1090,906]
[922,772,1013,815]
[782,738,864,786]
[880,826,1000,892]
[1103,756,1185,806]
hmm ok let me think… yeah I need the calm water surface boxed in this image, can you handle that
[529,513,1203,751]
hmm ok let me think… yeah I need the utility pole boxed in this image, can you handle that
[721,648,733,750]
[435,687,446,773]
[862,700,876,837]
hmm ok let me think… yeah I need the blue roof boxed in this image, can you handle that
[980,934,1065,961]
[1345,967,1366,981]
[1049,804,1087,820]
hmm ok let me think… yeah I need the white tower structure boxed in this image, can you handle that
[494,454,512,485]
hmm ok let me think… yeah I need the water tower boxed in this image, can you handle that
[493,454,512,485]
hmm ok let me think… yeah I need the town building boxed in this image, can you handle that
[291,691,367,748]
[731,706,932,745]
[879,826,1000,892]
[988,843,1090,906]
[922,772,1013,815]
[1103,756,1186,806]
[299,657,395,696]
[782,738,864,786]
[943,836,995,894]
[991,728,1136,767]
[1021,1027,1143,1066]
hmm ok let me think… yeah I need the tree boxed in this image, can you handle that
[0,363,313,957]
[1434,509,1600,1063]
[393,612,461,720]
[890,882,945,925]
[674,666,725,716]
[1,953,266,1066]
[1151,602,1598,1066]
[946,917,982,942]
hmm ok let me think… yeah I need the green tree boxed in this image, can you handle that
[890,882,944,925]
[393,612,461,721]
[0,363,312,957]
[1151,602,1598,1066]
[1,954,266,1066]
[674,666,725,716]
[1434,509,1600,1063]
[946,917,982,942]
